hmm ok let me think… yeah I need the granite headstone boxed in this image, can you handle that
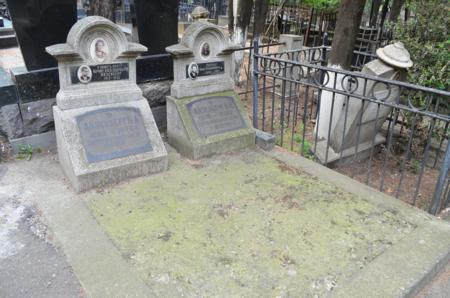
[46,16,168,192]
[166,20,255,159]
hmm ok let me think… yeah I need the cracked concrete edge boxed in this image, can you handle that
[266,146,450,298]
[330,224,450,298]
[0,157,155,298]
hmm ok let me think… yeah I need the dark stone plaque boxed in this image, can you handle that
[70,63,129,84]
[0,68,18,107]
[77,107,152,163]
[10,66,59,104]
[187,96,247,138]
[185,61,225,79]
[136,54,173,82]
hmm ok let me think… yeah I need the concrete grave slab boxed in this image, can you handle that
[2,146,450,297]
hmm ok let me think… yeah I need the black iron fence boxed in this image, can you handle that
[251,47,450,215]
[233,42,285,98]
[262,45,378,72]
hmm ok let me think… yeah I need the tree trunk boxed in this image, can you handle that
[231,0,254,84]
[369,0,382,27]
[235,0,253,44]
[328,0,366,70]
[228,0,234,38]
[90,0,116,22]
[388,0,405,23]
[253,0,268,40]
[316,0,366,140]
[379,0,389,31]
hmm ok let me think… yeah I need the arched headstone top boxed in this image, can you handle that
[45,16,148,109]
[46,16,147,62]
[167,21,239,59]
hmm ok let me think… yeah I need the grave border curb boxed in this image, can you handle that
[266,146,450,298]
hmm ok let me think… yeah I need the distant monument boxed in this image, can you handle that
[166,20,255,159]
[46,16,168,192]
[314,42,412,164]
[191,6,210,21]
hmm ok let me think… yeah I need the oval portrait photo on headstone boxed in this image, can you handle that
[188,62,199,80]
[200,42,210,58]
[90,37,109,63]
[77,65,92,84]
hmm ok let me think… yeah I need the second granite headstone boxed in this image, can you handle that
[166,20,255,159]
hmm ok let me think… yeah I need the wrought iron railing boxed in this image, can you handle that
[252,49,450,215]
[262,45,378,71]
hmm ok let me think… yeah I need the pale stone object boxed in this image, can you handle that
[314,42,412,164]
[46,16,168,192]
[166,21,255,159]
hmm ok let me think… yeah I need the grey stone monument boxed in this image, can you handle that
[46,16,168,192]
[275,34,304,98]
[315,42,413,164]
[166,20,255,159]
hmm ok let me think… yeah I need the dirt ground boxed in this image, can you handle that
[236,69,446,214]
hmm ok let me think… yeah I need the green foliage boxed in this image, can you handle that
[269,0,340,11]
[392,0,449,92]
[294,124,314,158]
[16,144,41,161]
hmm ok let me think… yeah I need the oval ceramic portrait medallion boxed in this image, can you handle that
[188,62,199,80]
[77,65,92,84]
[200,42,211,59]
[90,37,109,63]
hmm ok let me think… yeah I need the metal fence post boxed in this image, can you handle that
[430,140,450,215]
[252,39,260,129]
[321,33,328,66]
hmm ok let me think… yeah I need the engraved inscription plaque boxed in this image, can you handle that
[185,61,224,79]
[77,107,152,163]
[187,96,247,137]
[71,63,129,84]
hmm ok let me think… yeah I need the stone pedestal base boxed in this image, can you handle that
[54,99,168,192]
[313,134,385,166]
[167,91,255,159]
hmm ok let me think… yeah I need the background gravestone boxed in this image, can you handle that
[166,20,255,159]
[6,0,76,70]
[331,42,412,152]
[134,0,178,56]
[314,42,412,164]
[46,16,168,192]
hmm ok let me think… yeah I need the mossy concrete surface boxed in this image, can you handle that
[85,148,450,297]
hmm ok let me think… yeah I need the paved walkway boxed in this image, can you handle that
[415,209,450,298]
[0,196,83,297]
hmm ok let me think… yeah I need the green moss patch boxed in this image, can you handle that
[86,150,415,297]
